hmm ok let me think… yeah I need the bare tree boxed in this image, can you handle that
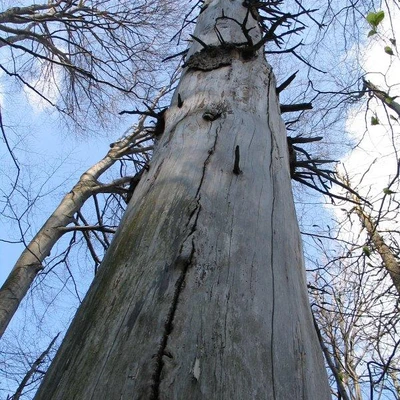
[3,0,400,399]
[33,1,331,398]
[8,333,60,400]
[0,77,180,338]
[309,233,400,400]
[353,193,400,295]
[302,9,400,397]
[0,0,185,339]
[0,0,180,126]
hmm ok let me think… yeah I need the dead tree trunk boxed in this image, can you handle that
[34,1,330,399]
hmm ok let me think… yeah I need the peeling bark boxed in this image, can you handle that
[34,1,330,399]
[183,44,236,71]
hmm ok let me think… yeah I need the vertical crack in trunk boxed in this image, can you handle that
[269,192,277,400]
[151,125,220,399]
[195,125,221,198]
[151,236,196,400]
[266,69,277,399]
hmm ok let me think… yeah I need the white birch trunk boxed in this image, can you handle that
[34,1,331,398]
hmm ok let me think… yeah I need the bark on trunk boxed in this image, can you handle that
[355,204,400,295]
[34,1,330,399]
[364,80,400,118]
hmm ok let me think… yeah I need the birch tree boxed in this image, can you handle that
[0,104,158,339]
[0,0,182,340]
[33,1,330,398]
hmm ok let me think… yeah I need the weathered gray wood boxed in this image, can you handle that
[34,1,331,399]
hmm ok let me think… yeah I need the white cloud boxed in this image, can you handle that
[339,3,400,197]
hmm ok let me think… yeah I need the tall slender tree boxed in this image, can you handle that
[33,1,330,398]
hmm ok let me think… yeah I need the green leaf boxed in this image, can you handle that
[363,246,371,258]
[390,38,397,46]
[383,188,396,195]
[390,115,398,121]
[371,115,380,125]
[366,10,385,29]
[385,96,393,104]
[368,29,377,37]
[384,46,394,55]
